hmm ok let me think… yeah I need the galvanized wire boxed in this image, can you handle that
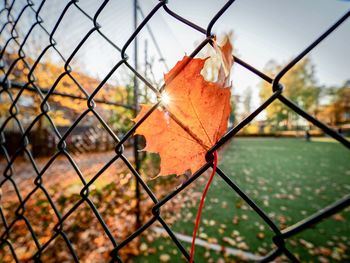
[0,0,349,262]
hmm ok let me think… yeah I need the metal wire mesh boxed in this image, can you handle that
[0,0,349,262]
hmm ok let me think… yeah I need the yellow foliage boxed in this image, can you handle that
[3,52,130,129]
[240,123,260,134]
[48,111,71,126]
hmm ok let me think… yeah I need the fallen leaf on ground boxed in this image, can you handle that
[256,232,265,240]
[332,213,345,221]
[159,254,171,262]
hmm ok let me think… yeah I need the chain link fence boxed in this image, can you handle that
[0,0,349,262]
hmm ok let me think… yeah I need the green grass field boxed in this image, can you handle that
[135,138,350,262]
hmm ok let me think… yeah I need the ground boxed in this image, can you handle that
[135,138,350,262]
[0,138,349,262]
[0,149,143,262]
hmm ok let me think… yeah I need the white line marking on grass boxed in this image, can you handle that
[152,227,263,261]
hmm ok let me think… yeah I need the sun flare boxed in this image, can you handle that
[160,91,171,105]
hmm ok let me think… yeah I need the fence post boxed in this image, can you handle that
[133,0,142,231]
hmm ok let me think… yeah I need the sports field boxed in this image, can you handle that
[135,138,350,262]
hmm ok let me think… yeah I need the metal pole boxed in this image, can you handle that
[133,0,141,230]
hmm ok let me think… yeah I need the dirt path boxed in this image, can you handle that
[0,148,132,197]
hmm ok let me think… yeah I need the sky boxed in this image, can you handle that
[4,0,350,118]
[136,0,350,116]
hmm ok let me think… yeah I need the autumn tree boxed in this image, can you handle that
[333,81,350,124]
[2,51,130,133]
[319,80,350,126]
[260,58,322,131]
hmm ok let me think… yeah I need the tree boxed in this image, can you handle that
[334,81,350,124]
[320,80,350,126]
[2,51,130,133]
[260,58,321,131]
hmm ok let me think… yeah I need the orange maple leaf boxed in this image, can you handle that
[133,39,233,176]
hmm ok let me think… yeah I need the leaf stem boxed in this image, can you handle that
[190,151,218,263]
